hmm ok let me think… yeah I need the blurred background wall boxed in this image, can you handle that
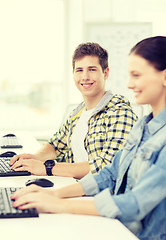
[0,0,165,140]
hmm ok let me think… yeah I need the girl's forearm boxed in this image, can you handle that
[59,198,100,216]
[54,182,85,199]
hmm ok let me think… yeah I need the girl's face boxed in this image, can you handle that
[128,53,166,116]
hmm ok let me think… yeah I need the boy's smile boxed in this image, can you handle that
[73,55,109,108]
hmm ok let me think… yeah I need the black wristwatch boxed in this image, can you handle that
[44,160,55,176]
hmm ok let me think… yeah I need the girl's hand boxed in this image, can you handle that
[11,185,64,213]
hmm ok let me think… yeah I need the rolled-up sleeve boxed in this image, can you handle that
[94,188,121,218]
[80,172,121,218]
[79,172,99,196]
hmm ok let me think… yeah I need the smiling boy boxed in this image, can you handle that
[73,55,108,108]
[10,42,137,178]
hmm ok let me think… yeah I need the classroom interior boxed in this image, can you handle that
[0,0,166,143]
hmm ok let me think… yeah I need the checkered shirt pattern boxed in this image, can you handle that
[49,94,137,174]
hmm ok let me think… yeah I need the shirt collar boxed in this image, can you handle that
[144,108,166,135]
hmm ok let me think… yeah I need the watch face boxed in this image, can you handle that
[44,160,55,167]
[44,160,55,176]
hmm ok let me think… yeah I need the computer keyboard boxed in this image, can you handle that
[0,187,38,218]
[0,151,30,177]
[0,134,23,149]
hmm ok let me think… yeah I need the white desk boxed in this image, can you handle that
[0,131,41,155]
[0,176,138,240]
[0,132,138,240]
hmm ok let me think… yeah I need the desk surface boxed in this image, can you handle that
[0,131,41,155]
[0,176,138,240]
[0,132,138,240]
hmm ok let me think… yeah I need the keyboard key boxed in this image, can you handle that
[1,135,23,149]
[0,187,38,218]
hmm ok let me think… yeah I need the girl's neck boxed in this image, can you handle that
[152,104,166,117]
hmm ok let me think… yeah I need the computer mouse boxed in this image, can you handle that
[25,178,54,188]
[3,133,16,137]
[0,151,16,158]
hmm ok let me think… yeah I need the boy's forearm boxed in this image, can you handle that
[35,143,57,162]
[52,161,90,179]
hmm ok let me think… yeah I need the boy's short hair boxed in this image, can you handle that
[72,42,108,72]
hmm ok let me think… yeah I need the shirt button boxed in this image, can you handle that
[129,184,132,189]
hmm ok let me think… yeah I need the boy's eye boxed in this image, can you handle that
[89,68,96,71]
[75,69,82,72]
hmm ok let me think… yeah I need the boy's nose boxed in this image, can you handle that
[82,70,90,80]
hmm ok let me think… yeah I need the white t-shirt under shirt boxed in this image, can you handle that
[71,108,94,163]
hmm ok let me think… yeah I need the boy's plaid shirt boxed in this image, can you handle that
[49,92,137,174]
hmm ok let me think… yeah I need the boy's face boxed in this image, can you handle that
[73,55,109,101]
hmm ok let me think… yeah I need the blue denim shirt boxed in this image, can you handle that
[80,108,166,240]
